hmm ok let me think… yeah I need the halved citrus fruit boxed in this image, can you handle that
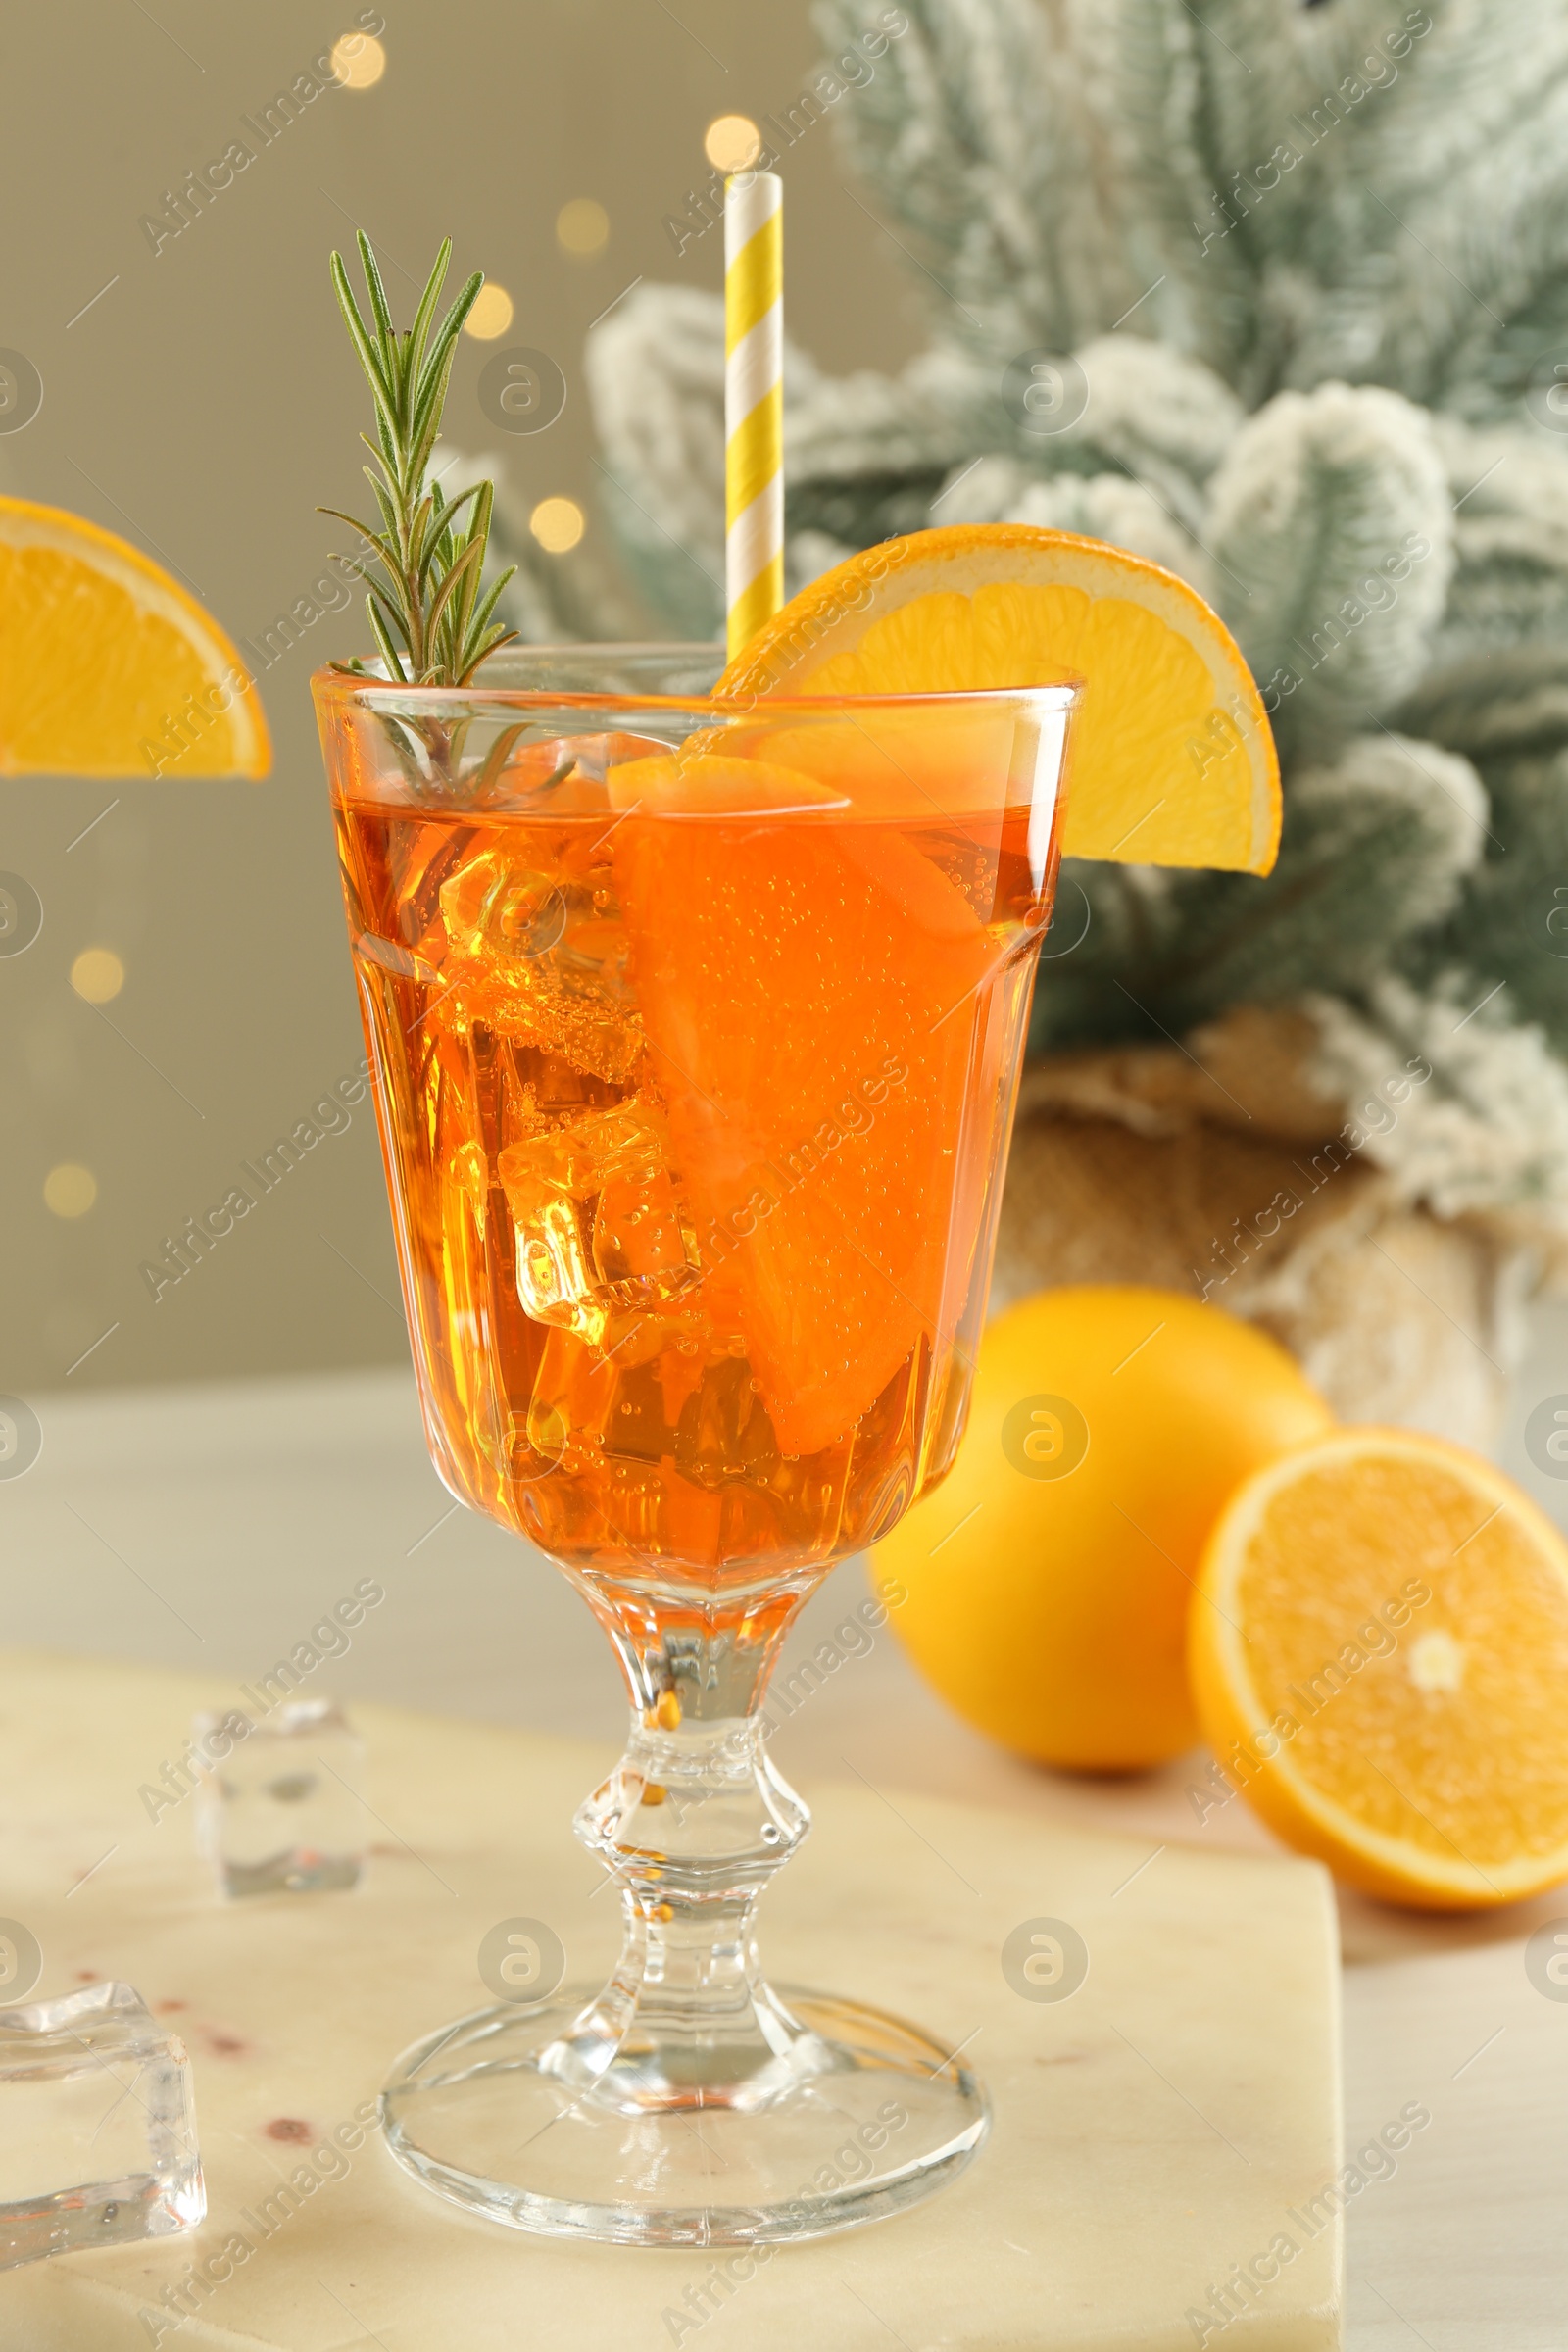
[0,495,270,777]
[716,523,1279,872]
[1191,1426,1568,1909]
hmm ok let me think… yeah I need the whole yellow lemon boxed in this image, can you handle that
[870,1285,1334,1770]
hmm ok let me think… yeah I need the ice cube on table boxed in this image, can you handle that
[0,1981,203,2270]
[194,1700,367,1899]
[499,1100,700,1339]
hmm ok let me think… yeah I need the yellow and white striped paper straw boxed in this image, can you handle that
[724,170,783,661]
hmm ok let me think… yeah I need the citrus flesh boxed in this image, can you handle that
[612,803,1005,1458]
[0,494,270,777]
[1191,1427,1568,1908]
[867,1286,1333,1769]
[714,523,1280,872]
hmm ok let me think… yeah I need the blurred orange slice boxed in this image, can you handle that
[1191,1427,1568,1909]
[0,495,270,777]
[717,523,1278,872]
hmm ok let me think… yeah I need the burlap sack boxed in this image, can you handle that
[993,1007,1532,1445]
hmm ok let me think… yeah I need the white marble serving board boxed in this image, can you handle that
[1,1650,1340,2350]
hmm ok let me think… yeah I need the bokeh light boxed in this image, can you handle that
[705,115,762,172]
[70,947,123,1004]
[44,1163,97,1219]
[331,32,386,88]
[556,199,610,258]
[464,284,514,341]
[529,497,585,555]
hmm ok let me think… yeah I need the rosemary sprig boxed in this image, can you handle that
[321,231,517,688]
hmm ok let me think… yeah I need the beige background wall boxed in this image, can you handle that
[1,0,921,1394]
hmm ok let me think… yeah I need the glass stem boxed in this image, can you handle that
[551,1575,825,2113]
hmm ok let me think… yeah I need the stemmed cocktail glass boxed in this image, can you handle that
[313,644,1076,2244]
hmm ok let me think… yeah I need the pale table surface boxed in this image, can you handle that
[7,1333,1568,2349]
[1,1655,1342,2352]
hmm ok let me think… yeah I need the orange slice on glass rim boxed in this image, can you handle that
[714,522,1279,872]
[0,495,270,777]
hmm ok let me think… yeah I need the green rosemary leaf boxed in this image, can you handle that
[420,485,482,580]
[470,564,516,632]
[416,271,481,396]
[407,354,463,486]
[328,256,396,427]
[354,231,397,349]
[409,308,478,462]
[458,624,512,687]
[366,595,408,683]
[373,488,402,549]
[467,472,496,545]
[405,492,435,574]
[318,503,381,551]
[472,722,528,793]
[452,479,496,639]
[323,554,382,608]
[425,536,483,641]
[328,530,393,593]
[431,480,482,533]
[365,571,411,638]
[404,238,454,379]
[465,567,516,651]
[351,470,400,544]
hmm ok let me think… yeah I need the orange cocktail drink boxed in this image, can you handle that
[327,675,1070,1600]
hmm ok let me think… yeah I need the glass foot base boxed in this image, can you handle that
[380,1986,989,2246]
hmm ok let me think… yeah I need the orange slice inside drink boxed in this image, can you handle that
[613,804,1006,1458]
